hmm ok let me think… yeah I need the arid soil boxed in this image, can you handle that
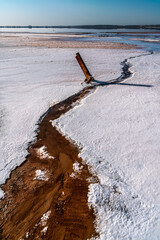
[0,87,98,240]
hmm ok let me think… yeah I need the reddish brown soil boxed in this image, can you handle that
[0,87,98,240]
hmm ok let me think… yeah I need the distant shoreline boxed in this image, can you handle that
[0,32,136,49]
[0,24,160,30]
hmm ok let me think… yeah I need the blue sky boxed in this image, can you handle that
[0,0,160,26]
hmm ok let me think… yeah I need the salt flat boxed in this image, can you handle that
[0,34,160,239]
[53,52,160,239]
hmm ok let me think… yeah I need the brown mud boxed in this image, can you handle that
[0,86,98,240]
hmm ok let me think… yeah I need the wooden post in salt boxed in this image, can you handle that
[75,52,94,83]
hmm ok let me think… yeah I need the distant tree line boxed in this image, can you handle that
[0,25,160,30]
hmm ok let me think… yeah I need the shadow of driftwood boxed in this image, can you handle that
[92,80,153,88]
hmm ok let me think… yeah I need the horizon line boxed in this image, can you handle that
[0,24,160,29]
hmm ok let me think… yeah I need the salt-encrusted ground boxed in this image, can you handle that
[53,52,160,239]
[0,34,159,239]
[0,45,141,197]
[0,47,80,197]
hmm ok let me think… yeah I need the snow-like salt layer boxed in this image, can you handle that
[41,226,48,235]
[36,146,54,159]
[53,52,160,239]
[70,162,83,178]
[0,39,141,198]
[34,169,49,181]
[0,189,4,199]
[73,162,83,172]
[40,210,51,227]
[0,46,82,195]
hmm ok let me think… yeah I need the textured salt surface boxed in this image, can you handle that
[0,45,141,196]
[53,52,160,239]
[2,36,158,239]
[34,169,49,181]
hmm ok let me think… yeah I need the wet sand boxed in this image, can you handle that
[0,87,98,240]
